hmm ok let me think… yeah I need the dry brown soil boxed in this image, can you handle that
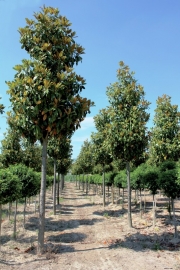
[1,182,180,270]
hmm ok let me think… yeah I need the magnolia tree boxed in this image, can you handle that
[105,61,150,227]
[149,94,180,163]
[0,127,22,168]
[21,139,42,172]
[6,6,93,253]
[48,137,72,214]
[76,140,93,194]
[91,109,112,207]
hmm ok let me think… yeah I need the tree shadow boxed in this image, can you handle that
[108,231,180,252]
[47,232,86,243]
[93,209,127,218]
[25,216,103,232]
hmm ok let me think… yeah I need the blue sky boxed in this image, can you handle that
[1,0,180,159]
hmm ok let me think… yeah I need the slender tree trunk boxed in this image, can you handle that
[38,136,47,254]
[35,196,37,214]
[82,174,85,192]
[140,189,142,219]
[23,197,26,228]
[126,161,132,228]
[102,165,105,208]
[78,175,80,190]
[152,194,156,227]
[53,159,57,215]
[86,175,88,195]
[57,173,60,205]
[122,188,124,209]
[144,187,146,213]
[172,199,177,238]
[111,184,114,204]
[62,174,65,190]
[13,200,17,240]
[60,174,63,194]
[8,202,12,220]
[168,197,172,219]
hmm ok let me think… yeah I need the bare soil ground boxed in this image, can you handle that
[1,182,180,270]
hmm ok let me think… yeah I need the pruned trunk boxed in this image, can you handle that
[78,175,80,190]
[86,175,88,195]
[8,202,12,220]
[53,159,57,215]
[35,196,37,214]
[38,136,48,254]
[23,197,26,228]
[122,188,124,209]
[57,173,60,205]
[172,199,177,238]
[75,175,77,187]
[168,197,172,219]
[60,174,63,194]
[143,187,146,213]
[62,174,65,190]
[140,189,142,219]
[126,161,132,228]
[13,200,17,240]
[111,184,114,204]
[102,165,105,208]
[82,174,85,192]
[153,194,156,227]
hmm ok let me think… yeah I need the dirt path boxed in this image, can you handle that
[1,182,180,269]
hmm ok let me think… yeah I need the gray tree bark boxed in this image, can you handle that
[53,159,56,215]
[38,136,47,254]
[126,161,132,228]
[102,166,105,208]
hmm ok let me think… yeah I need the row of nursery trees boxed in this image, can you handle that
[0,6,94,253]
[72,61,180,238]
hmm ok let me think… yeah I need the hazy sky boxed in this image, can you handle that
[1,0,180,159]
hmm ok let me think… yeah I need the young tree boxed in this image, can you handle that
[77,140,93,194]
[48,137,72,214]
[0,127,22,168]
[106,61,150,227]
[6,6,93,253]
[149,95,180,164]
[21,139,42,172]
[91,109,112,207]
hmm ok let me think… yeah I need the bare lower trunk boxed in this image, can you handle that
[57,173,60,205]
[103,166,105,208]
[111,184,114,204]
[122,188,124,209]
[23,197,26,228]
[140,190,142,219]
[62,174,65,190]
[53,159,56,215]
[153,194,156,227]
[78,175,80,190]
[8,202,12,220]
[13,200,17,240]
[126,161,132,228]
[86,175,88,195]
[144,188,146,212]
[38,136,47,254]
[172,199,177,238]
